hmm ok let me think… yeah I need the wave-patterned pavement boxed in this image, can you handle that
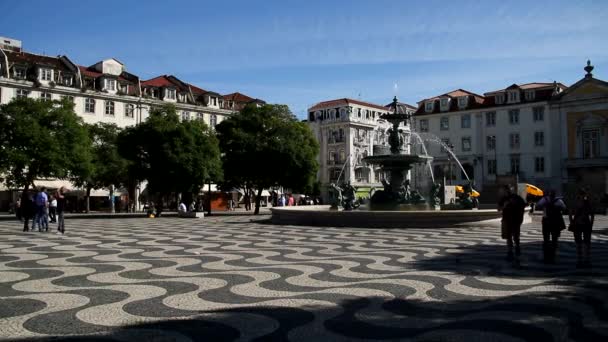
[0,215,607,341]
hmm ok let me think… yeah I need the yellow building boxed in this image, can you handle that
[552,61,608,211]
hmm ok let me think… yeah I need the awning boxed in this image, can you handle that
[525,184,544,197]
[261,190,271,197]
[455,185,480,198]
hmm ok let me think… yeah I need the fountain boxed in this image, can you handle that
[269,97,505,228]
[362,96,433,210]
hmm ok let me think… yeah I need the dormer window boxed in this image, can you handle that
[104,78,116,91]
[525,90,535,101]
[425,101,434,112]
[457,96,468,109]
[508,90,519,103]
[495,94,505,104]
[39,68,53,81]
[440,98,449,111]
[14,67,26,79]
[62,74,73,86]
[119,84,128,94]
[166,88,176,100]
[212,97,217,106]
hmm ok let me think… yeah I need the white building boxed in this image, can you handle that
[412,82,568,199]
[0,37,263,211]
[307,98,416,202]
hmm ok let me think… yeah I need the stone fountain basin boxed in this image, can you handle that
[363,154,432,168]
[270,205,506,228]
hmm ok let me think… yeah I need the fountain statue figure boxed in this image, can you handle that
[362,96,434,210]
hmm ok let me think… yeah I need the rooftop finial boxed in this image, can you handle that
[392,96,398,114]
[584,59,594,78]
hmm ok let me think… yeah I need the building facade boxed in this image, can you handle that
[553,62,608,209]
[307,98,416,202]
[0,36,263,210]
[412,83,568,197]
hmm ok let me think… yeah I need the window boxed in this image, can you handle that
[419,119,429,132]
[166,88,176,100]
[440,117,449,130]
[487,159,497,175]
[339,149,346,163]
[14,68,26,79]
[119,84,127,93]
[485,111,496,126]
[508,91,519,102]
[441,138,452,151]
[40,92,52,101]
[40,68,52,81]
[213,97,217,106]
[104,79,116,91]
[125,104,135,118]
[210,114,217,128]
[357,108,362,118]
[508,109,519,124]
[535,157,545,173]
[181,111,190,121]
[461,137,471,152]
[328,150,335,163]
[495,94,505,104]
[582,129,600,159]
[533,106,544,121]
[457,96,468,109]
[85,98,95,113]
[425,101,434,112]
[197,112,204,121]
[525,90,535,101]
[486,135,496,150]
[440,98,449,111]
[510,156,520,174]
[355,168,368,183]
[461,114,471,128]
[16,89,29,98]
[509,133,520,149]
[105,101,115,115]
[534,131,544,146]
[62,75,73,86]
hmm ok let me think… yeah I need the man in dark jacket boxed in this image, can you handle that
[498,185,526,262]
[536,190,567,264]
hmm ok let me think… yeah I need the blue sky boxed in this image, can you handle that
[1,0,607,118]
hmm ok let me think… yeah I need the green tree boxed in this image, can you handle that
[0,98,92,195]
[74,123,130,213]
[216,104,319,214]
[117,104,222,209]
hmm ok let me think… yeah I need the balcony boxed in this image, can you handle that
[565,157,608,169]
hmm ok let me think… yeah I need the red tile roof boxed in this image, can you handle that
[141,75,180,88]
[309,98,388,111]
[223,92,254,103]
[188,83,208,94]
[4,50,66,69]
[484,82,567,95]
[419,88,484,103]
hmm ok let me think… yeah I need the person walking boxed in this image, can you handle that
[498,185,526,262]
[536,190,567,264]
[49,196,57,223]
[569,189,594,268]
[55,187,67,235]
[21,192,35,232]
[33,187,49,232]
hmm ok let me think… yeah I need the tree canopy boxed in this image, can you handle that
[72,122,131,212]
[216,104,319,214]
[117,104,222,199]
[0,98,91,192]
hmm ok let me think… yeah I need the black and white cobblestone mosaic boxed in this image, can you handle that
[0,216,607,341]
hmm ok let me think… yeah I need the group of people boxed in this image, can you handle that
[499,185,595,268]
[18,186,68,234]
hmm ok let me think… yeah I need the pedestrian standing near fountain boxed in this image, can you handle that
[498,185,526,262]
[536,190,567,264]
[569,189,594,268]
